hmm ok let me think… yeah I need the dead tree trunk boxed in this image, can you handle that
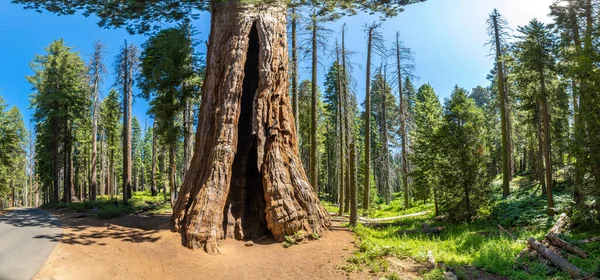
[527,238,588,278]
[172,2,331,254]
[396,33,410,209]
[336,41,345,217]
[363,25,374,211]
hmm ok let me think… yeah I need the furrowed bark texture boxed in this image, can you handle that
[172,1,330,254]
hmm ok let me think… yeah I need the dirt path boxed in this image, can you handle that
[33,213,425,280]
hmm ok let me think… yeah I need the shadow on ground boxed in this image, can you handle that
[32,212,172,246]
[0,208,61,228]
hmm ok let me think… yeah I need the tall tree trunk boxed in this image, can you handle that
[69,129,75,201]
[109,150,114,197]
[34,178,39,207]
[536,116,547,195]
[396,33,410,209]
[161,148,167,201]
[363,26,374,211]
[172,2,330,253]
[349,142,357,226]
[90,84,99,201]
[341,27,351,214]
[151,121,157,196]
[169,145,176,207]
[380,68,391,204]
[63,117,72,203]
[53,119,60,203]
[336,42,345,217]
[123,47,133,204]
[492,12,512,197]
[540,74,554,216]
[100,135,105,196]
[310,11,318,192]
[11,180,15,207]
[183,98,193,180]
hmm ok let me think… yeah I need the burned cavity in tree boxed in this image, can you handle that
[222,22,269,241]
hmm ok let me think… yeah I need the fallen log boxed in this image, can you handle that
[359,211,430,225]
[498,224,517,240]
[327,211,430,226]
[581,236,600,244]
[546,234,589,259]
[527,238,590,279]
[548,213,569,236]
[397,223,445,235]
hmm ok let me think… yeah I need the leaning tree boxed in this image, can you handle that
[13,0,425,253]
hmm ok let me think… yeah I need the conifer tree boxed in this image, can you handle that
[410,84,443,215]
[438,86,490,221]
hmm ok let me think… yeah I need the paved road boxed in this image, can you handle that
[0,208,62,280]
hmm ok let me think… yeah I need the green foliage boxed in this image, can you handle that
[409,84,442,206]
[45,190,170,218]
[12,1,426,34]
[28,39,90,203]
[297,80,327,184]
[138,24,201,147]
[0,99,28,202]
[437,86,491,221]
[347,174,599,279]
[370,71,399,204]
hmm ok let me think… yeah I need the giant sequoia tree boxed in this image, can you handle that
[13,0,425,253]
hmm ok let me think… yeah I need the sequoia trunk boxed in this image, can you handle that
[172,1,330,254]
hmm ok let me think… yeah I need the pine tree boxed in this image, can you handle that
[100,89,121,197]
[514,19,557,215]
[410,84,443,215]
[438,86,491,221]
[28,39,89,204]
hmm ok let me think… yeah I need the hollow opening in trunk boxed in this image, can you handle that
[223,22,269,240]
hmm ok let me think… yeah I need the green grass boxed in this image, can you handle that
[321,200,339,213]
[44,190,171,219]
[337,174,600,279]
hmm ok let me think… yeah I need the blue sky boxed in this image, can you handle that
[0,0,552,127]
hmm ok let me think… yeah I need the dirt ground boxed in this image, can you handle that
[33,213,425,280]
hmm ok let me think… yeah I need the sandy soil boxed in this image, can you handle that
[33,213,425,280]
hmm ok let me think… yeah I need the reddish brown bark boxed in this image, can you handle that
[172,2,330,254]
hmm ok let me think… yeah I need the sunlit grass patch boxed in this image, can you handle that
[44,190,171,218]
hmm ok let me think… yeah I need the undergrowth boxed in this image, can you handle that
[326,173,600,279]
[44,190,171,218]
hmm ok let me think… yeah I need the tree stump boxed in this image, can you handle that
[171,1,331,254]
